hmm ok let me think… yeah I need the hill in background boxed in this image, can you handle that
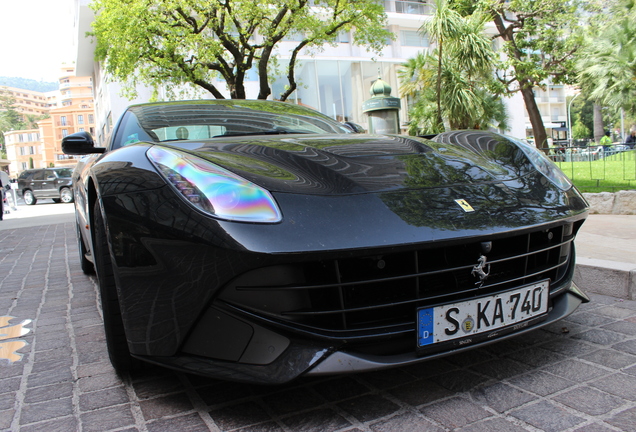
[0,77,57,92]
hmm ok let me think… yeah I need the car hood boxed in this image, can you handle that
[169,130,536,195]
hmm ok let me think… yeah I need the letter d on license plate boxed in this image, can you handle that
[417,281,549,348]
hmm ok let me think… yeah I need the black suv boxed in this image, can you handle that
[17,168,74,205]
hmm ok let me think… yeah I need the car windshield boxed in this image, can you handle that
[115,100,352,148]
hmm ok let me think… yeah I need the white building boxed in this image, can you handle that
[73,0,558,145]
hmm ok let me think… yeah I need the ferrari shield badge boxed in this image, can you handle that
[454,199,475,212]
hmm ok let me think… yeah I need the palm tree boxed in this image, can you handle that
[400,8,507,134]
[421,0,464,128]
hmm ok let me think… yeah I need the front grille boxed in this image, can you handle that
[219,221,582,337]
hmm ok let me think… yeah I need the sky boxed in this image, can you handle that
[0,0,76,83]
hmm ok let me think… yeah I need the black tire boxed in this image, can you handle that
[93,200,140,375]
[52,198,61,203]
[23,190,37,205]
[60,187,74,203]
[77,222,95,274]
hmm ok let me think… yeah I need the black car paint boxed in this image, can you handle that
[65,101,589,384]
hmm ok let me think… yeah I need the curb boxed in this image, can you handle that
[574,257,636,301]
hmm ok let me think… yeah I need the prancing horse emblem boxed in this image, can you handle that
[471,255,490,287]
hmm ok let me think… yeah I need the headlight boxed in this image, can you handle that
[513,139,573,191]
[147,146,282,223]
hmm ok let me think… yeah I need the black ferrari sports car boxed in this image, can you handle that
[62,100,589,384]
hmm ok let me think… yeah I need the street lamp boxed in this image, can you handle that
[567,92,580,146]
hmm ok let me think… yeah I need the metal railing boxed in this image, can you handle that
[548,141,636,191]
[385,0,435,15]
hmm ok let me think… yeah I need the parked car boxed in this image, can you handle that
[17,167,74,205]
[62,100,589,384]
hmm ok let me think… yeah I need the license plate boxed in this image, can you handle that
[417,281,549,347]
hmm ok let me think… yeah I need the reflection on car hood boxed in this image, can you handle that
[171,131,533,195]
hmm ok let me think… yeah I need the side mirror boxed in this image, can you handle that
[62,131,105,155]
[343,121,366,134]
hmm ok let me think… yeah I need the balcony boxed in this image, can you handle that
[385,0,434,15]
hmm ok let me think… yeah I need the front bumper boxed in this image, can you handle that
[134,284,587,384]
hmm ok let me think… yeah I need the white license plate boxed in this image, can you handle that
[417,281,549,347]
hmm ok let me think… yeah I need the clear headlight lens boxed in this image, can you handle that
[147,146,282,223]
[513,139,573,191]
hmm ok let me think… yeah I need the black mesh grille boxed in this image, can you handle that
[219,221,581,337]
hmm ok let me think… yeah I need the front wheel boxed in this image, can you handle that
[93,200,140,375]
[60,187,74,203]
[23,190,37,205]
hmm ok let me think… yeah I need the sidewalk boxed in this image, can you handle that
[574,214,636,301]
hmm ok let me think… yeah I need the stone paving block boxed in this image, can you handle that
[337,394,400,423]
[279,408,351,432]
[572,422,621,432]
[26,368,73,388]
[507,370,575,397]
[232,421,285,432]
[565,311,617,326]
[19,397,74,425]
[23,382,74,404]
[468,358,531,380]
[79,405,136,432]
[79,386,130,412]
[580,348,636,369]
[602,320,636,335]
[510,400,585,431]
[0,409,14,430]
[369,412,443,432]
[146,413,212,432]
[505,346,567,367]
[419,397,491,429]
[455,417,529,432]
[428,369,490,393]
[139,393,194,421]
[592,305,636,319]
[590,372,636,401]
[604,406,636,431]
[553,386,625,415]
[195,381,255,407]
[572,328,630,345]
[387,379,453,407]
[209,401,274,431]
[77,371,123,393]
[543,359,609,382]
[470,382,534,413]
[613,339,636,356]
[18,416,78,432]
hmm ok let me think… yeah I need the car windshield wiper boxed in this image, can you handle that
[213,130,311,138]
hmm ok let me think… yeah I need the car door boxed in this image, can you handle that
[39,171,58,198]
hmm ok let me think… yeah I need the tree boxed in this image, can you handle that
[577,0,636,140]
[0,88,25,147]
[399,8,507,134]
[90,0,392,101]
[485,0,583,150]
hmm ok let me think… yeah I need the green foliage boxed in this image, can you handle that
[90,0,392,100]
[484,0,584,149]
[577,0,636,114]
[0,88,26,145]
[572,120,591,139]
[399,3,507,134]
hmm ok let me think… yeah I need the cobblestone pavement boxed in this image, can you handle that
[1,221,636,432]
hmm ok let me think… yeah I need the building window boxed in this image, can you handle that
[62,129,69,137]
[401,30,429,47]
[88,114,94,124]
[79,128,85,132]
[78,115,84,124]
[29,146,35,155]
[21,162,28,170]
[61,116,67,126]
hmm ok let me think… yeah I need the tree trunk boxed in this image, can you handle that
[520,82,548,151]
[593,103,604,143]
